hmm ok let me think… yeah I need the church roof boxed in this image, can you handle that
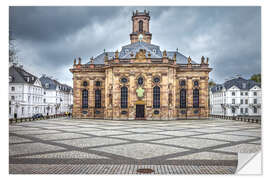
[87,41,198,65]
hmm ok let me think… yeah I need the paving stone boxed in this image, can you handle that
[9,142,65,156]
[91,143,188,159]
[216,144,261,153]
[58,137,128,148]
[18,150,109,159]
[168,152,237,160]
[152,137,228,149]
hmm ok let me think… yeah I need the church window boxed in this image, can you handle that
[180,80,186,86]
[82,89,88,108]
[138,77,144,86]
[193,89,199,108]
[153,77,160,83]
[96,81,101,86]
[95,89,101,108]
[139,20,143,32]
[121,77,128,83]
[153,86,160,108]
[180,89,186,108]
[194,80,199,86]
[121,86,128,108]
[83,81,88,87]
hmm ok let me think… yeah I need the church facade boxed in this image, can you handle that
[70,10,212,120]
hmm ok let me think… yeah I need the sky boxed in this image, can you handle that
[9,6,261,86]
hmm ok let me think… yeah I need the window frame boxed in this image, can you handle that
[153,86,160,108]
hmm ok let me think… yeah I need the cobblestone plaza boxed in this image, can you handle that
[9,118,261,174]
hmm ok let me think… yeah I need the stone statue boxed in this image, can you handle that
[163,50,167,57]
[206,57,209,64]
[73,58,76,65]
[115,50,119,59]
[201,56,205,64]
[78,57,81,64]
[188,56,192,64]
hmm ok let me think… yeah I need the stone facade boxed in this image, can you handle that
[70,10,212,120]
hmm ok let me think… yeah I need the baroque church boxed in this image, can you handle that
[70,10,212,120]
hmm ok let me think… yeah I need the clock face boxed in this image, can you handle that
[138,34,143,41]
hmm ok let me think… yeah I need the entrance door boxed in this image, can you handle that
[136,105,145,118]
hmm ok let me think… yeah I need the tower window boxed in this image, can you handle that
[95,89,101,108]
[139,20,143,32]
[180,89,186,108]
[153,86,160,108]
[82,89,88,108]
[193,89,199,108]
[121,86,128,108]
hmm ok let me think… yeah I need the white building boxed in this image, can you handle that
[39,75,73,115]
[9,64,73,119]
[210,77,261,116]
[9,64,45,118]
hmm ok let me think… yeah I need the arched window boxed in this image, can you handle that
[121,86,128,108]
[95,89,101,108]
[180,89,186,108]
[82,89,88,108]
[139,20,143,32]
[193,89,199,108]
[153,86,160,108]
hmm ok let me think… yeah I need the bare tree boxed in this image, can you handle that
[9,30,18,63]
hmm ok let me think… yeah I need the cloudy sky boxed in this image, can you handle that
[9,6,261,86]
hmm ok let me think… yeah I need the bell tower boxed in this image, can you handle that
[130,10,152,44]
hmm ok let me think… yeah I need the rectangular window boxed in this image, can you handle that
[11,96,15,100]
[232,92,235,96]
[240,99,243,104]
[254,99,257,104]
[241,92,243,96]
[232,99,235,104]
[253,107,257,113]
[245,99,248,104]
[245,92,248,96]
[245,108,248,113]
[95,89,102,108]
[11,87,15,91]
[254,92,257,96]
[240,108,243,114]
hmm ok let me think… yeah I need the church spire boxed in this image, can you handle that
[130,10,152,44]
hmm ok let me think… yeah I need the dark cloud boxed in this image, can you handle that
[9,6,261,86]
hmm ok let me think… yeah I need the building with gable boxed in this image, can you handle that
[9,64,44,118]
[70,10,212,120]
[9,63,73,119]
[210,77,261,116]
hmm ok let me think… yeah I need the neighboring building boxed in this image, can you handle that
[40,75,73,115]
[210,77,261,116]
[9,64,44,118]
[9,64,73,119]
[70,10,212,120]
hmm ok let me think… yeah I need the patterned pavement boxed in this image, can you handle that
[9,117,261,174]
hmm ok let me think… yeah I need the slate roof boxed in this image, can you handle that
[211,77,261,93]
[87,41,198,65]
[39,75,72,92]
[9,65,38,84]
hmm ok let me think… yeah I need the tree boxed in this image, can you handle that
[208,80,216,87]
[9,30,18,63]
[250,74,261,83]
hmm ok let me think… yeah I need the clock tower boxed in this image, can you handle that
[130,10,152,44]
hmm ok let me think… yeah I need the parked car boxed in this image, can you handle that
[32,113,44,119]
